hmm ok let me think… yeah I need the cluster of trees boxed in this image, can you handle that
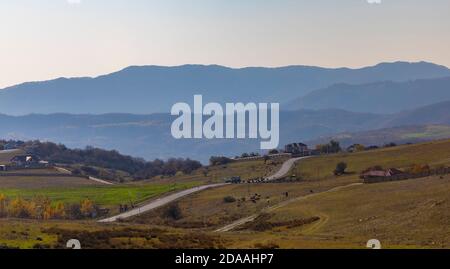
[209,156,234,166]
[268,149,279,155]
[133,158,202,179]
[239,152,261,158]
[316,140,342,154]
[0,195,102,220]
[18,141,202,180]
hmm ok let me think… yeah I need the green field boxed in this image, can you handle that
[0,181,200,207]
[402,125,450,139]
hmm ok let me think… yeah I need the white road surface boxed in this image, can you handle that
[265,157,310,181]
[88,176,114,185]
[98,183,229,222]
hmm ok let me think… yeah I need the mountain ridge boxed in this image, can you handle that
[1,61,449,115]
[286,76,450,114]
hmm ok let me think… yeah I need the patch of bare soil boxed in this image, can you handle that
[237,213,320,232]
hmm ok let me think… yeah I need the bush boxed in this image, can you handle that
[67,204,83,220]
[223,196,237,203]
[163,203,183,220]
[334,162,347,176]
[384,142,397,148]
[209,156,233,166]
[411,164,431,174]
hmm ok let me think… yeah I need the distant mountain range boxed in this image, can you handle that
[1,61,450,162]
[1,61,449,115]
[286,77,450,114]
[1,100,449,162]
[306,125,450,149]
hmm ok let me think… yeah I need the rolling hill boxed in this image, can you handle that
[0,110,385,162]
[1,99,450,162]
[383,100,450,127]
[0,62,449,115]
[286,77,450,114]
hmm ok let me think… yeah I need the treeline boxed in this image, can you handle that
[0,195,104,220]
[315,140,342,154]
[10,140,202,180]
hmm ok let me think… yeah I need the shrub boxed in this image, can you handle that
[80,199,96,218]
[209,156,233,166]
[411,164,431,174]
[163,203,183,220]
[334,162,347,176]
[223,196,237,203]
[67,204,83,220]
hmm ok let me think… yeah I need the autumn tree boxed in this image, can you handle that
[80,199,96,218]
[0,194,7,218]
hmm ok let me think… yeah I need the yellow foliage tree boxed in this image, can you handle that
[412,164,431,174]
[8,197,37,218]
[0,194,7,217]
[53,202,66,219]
[80,199,95,218]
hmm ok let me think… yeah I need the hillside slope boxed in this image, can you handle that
[0,110,386,162]
[286,77,450,114]
[1,99,450,161]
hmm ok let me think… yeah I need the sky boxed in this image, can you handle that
[0,0,449,88]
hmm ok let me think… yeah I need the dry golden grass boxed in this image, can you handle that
[291,139,450,181]
[149,157,288,184]
[230,175,450,249]
[129,176,357,229]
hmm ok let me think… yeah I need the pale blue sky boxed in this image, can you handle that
[1,0,449,87]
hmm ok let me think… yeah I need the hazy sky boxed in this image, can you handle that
[1,0,449,88]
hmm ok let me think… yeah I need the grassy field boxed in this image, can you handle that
[231,174,450,249]
[2,140,450,249]
[291,139,450,181]
[0,176,100,189]
[0,181,200,208]
[402,125,450,139]
[128,140,450,231]
[129,177,357,229]
[150,157,288,184]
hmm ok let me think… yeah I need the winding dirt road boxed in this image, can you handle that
[98,156,312,223]
[98,183,229,222]
[215,183,362,232]
[265,157,309,181]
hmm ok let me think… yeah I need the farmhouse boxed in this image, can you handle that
[361,168,404,178]
[10,154,39,167]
